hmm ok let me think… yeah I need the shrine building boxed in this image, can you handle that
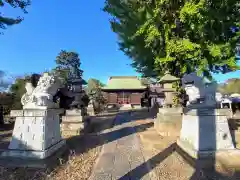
[101,76,147,106]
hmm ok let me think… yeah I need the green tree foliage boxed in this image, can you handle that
[104,0,240,79]
[86,78,105,94]
[218,78,240,94]
[0,0,31,31]
[86,78,106,113]
[53,50,84,84]
[0,92,14,114]
[9,75,31,109]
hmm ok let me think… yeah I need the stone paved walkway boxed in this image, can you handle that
[89,112,154,180]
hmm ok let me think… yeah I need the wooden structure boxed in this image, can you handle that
[102,76,147,105]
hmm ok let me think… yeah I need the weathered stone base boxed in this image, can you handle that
[177,108,235,159]
[61,109,88,136]
[177,138,240,159]
[0,109,66,168]
[1,139,65,159]
[154,107,182,137]
[7,109,64,159]
[177,138,217,159]
[156,107,182,122]
[61,130,81,137]
[154,120,182,137]
[0,143,67,168]
[61,122,87,136]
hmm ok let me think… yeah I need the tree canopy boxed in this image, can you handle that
[104,0,240,79]
[0,0,30,31]
[86,78,106,113]
[9,77,27,109]
[86,78,105,95]
[53,50,84,84]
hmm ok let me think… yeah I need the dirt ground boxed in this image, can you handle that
[0,114,116,180]
[134,116,240,180]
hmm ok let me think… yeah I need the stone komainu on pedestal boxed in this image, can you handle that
[3,73,66,162]
[177,72,235,159]
[7,109,65,159]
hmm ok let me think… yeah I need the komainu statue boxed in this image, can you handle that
[21,73,63,109]
[181,72,217,107]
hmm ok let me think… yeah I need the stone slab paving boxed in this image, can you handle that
[89,112,153,180]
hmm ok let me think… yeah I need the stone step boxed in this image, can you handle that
[61,129,82,136]
[61,122,86,131]
[62,115,85,122]
[65,109,82,116]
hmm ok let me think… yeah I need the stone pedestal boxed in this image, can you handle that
[132,104,142,109]
[87,104,95,116]
[156,107,182,122]
[177,108,235,159]
[154,107,182,137]
[1,109,65,159]
[61,109,87,136]
[119,104,132,111]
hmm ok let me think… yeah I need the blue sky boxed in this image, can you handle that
[0,0,239,84]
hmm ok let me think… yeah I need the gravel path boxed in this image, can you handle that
[89,112,154,180]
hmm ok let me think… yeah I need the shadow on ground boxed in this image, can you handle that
[119,142,240,180]
[67,120,153,156]
[111,107,158,127]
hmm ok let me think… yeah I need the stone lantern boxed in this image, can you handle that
[87,90,95,116]
[60,77,88,137]
[68,77,86,109]
[158,71,180,108]
[154,71,182,138]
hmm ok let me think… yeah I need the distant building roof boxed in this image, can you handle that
[102,76,147,90]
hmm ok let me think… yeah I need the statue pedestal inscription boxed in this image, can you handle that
[61,109,87,136]
[0,73,67,167]
[177,108,235,158]
[1,109,65,159]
